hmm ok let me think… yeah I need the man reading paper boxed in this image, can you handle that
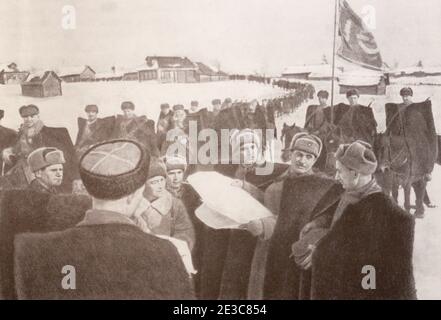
[198,129,287,300]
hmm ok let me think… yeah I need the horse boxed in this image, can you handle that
[319,124,350,176]
[373,132,427,217]
[280,122,306,162]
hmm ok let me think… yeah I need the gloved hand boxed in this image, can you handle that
[300,220,317,239]
[2,148,14,165]
[240,219,264,237]
[297,244,316,270]
[72,179,86,195]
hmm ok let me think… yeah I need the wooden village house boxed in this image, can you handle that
[121,57,227,83]
[138,56,198,83]
[95,67,123,81]
[195,62,218,82]
[21,71,62,98]
[215,70,229,81]
[338,71,389,96]
[281,64,338,81]
[0,63,29,84]
[58,65,96,82]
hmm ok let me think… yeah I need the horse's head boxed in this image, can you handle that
[373,132,391,172]
[281,123,305,162]
[321,125,347,174]
[323,124,343,154]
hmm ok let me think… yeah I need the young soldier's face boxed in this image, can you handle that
[173,110,186,122]
[167,169,184,189]
[146,176,166,198]
[22,114,40,128]
[347,95,359,106]
[240,143,259,166]
[401,95,412,105]
[290,150,316,174]
[36,164,64,187]
[335,160,358,190]
[86,111,98,122]
[212,103,221,112]
[123,109,134,118]
[318,97,328,106]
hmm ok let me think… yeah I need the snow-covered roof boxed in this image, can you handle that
[95,71,124,78]
[339,69,384,86]
[145,56,197,69]
[424,66,441,74]
[282,64,331,75]
[58,65,95,77]
[196,62,217,76]
[24,71,61,83]
[26,70,47,80]
[390,65,441,76]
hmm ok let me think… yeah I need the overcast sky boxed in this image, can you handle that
[1,0,441,75]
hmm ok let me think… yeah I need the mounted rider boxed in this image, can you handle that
[326,89,377,145]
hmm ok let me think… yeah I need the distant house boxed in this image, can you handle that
[58,65,96,82]
[0,63,30,84]
[281,64,337,81]
[339,71,388,95]
[195,62,218,82]
[391,66,441,78]
[137,56,198,83]
[95,68,123,81]
[122,68,140,81]
[21,71,62,97]
[216,70,229,81]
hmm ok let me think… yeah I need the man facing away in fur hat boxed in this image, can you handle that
[299,140,416,300]
[14,139,194,299]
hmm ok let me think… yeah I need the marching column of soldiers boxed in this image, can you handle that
[0,84,435,300]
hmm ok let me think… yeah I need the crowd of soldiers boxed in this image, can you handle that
[0,82,435,300]
[230,73,317,95]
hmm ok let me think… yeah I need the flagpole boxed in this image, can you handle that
[330,0,339,124]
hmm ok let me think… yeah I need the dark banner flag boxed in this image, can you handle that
[337,0,383,70]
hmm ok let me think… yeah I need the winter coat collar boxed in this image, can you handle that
[331,178,382,227]
[149,190,173,216]
[77,209,137,228]
[19,120,45,138]
[29,178,58,194]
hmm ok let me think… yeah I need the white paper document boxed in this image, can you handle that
[155,235,197,276]
[187,171,273,229]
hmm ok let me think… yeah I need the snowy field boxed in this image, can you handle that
[391,76,441,86]
[0,80,440,299]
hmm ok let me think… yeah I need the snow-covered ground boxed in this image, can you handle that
[0,80,440,299]
[391,76,441,86]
